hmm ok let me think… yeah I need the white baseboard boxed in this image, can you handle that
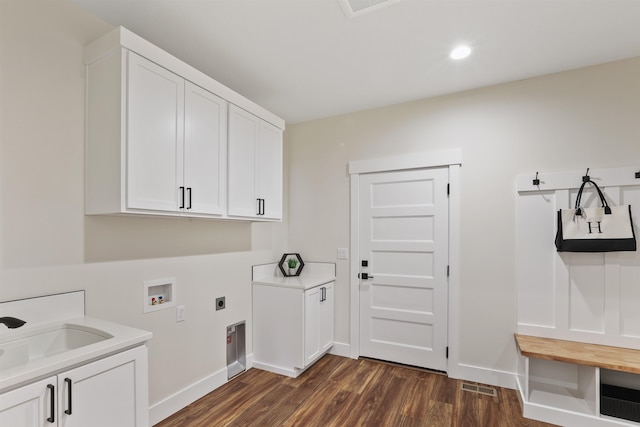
[252,360,298,378]
[149,354,254,425]
[329,341,352,358]
[449,362,517,390]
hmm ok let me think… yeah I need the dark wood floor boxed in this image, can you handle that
[156,354,557,427]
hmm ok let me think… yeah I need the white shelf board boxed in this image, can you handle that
[529,380,596,416]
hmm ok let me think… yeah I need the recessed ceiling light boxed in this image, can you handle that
[450,45,471,60]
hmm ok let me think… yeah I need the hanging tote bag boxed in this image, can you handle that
[555,179,637,252]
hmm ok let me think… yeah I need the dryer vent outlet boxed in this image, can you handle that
[216,297,226,311]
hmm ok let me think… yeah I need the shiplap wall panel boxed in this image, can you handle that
[516,191,556,328]
[517,166,640,349]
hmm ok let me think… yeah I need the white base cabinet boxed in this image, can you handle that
[0,346,149,427]
[252,281,334,378]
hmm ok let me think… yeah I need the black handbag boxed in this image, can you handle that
[555,179,636,252]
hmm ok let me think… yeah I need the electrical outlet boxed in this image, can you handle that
[176,305,186,322]
[216,296,226,311]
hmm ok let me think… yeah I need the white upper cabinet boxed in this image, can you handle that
[84,27,283,221]
[228,105,283,220]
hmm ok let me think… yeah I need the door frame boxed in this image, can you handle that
[348,148,462,375]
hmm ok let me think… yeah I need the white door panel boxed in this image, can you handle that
[126,52,183,212]
[359,167,449,371]
[184,82,227,215]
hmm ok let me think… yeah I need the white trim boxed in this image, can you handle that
[452,363,517,390]
[349,174,361,359]
[329,341,352,358]
[348,150,461,375]
[149,354,253,425]
[446,164,461,376]
[348,148,462,175]
[251,361,298,378]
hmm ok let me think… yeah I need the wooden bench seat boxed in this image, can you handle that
[515,333,640,374]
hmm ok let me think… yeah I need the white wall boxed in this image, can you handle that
[3,0,640,419]
[0,0,287,419]
[285,57,640,383]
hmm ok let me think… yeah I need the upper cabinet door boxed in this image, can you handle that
[228,105,259,217]
[228,105,283,220]
[258,121,283,220]
[126,52,184,212]
[184,82,228,216]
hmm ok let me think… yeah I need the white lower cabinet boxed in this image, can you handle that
[304,283,334,366]
[0,346,148,427]
[252,281,334,378]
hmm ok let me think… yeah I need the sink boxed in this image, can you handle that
[0,324,113,371]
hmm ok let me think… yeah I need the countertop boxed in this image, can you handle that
[252,262,336,290]
[0,316,152,393]
[252,273,336,290]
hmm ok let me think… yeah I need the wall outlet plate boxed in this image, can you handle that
[176,305,185,322]
[216,296,225,311]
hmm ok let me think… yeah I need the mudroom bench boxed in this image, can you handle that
[515,333,640,427]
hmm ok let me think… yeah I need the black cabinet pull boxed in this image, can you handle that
[257,198,265,216]
[47,384,55,423]
[320,287,326,302]
[65,378,72,415]
[261,198,265,215]
[187,187,192,209]
[179,186,185,209]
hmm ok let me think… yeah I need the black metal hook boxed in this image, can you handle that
[635,170,640,179]
[582,168,590,183]
[532,172,540,186]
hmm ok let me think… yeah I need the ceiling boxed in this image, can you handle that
[73,0,640,124]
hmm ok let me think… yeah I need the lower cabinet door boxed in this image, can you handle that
[0,376,56,427]
[319,282,334,353]
[58,346,148,427]
[304,282,335,367]
[304,286,322,366]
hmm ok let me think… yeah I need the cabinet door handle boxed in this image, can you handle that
[65,377,73,415]
[47,384,55,423]
[179,187,185,209]
[187,187,192,209]
[321,287,326,302]
[257,198,265,216]
[261,198,265,215]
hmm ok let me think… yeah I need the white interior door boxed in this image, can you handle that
[358,167,449,371]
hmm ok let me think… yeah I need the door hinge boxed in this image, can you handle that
[446,346,449,359]
[447,183,450,196]
[447,265,450,277]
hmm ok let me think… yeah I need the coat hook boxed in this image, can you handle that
[532,172,540,186]
[582,168,590,183]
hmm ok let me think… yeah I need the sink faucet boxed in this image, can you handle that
[0,316,26,329]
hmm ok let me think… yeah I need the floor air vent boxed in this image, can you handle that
[460,382,497,397]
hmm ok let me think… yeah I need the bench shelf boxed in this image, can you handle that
[516,334,640,427]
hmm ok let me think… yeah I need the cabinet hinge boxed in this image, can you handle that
[446,346,449,359]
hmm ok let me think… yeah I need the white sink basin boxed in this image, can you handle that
[0,324,113,371]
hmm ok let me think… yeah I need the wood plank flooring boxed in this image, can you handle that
[155,355,557,427]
